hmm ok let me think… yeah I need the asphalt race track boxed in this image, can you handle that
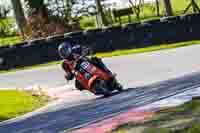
[1,45,200,133]
[1,45,200,89]
[1,72,200,133]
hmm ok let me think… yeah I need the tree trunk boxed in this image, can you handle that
[155,0,160,16]
[27,0,49,23]
[163,0,173,16]
[11,0,27,38]
[65,0,72,19]
[95,0,108,28]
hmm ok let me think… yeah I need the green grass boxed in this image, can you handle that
[0,90,47,122]
[143,124,200,133]
[80,16,96,29]
[0,18,19,46]
[173,99,200,112]
[95,40,200,58]
[111,97,200,133]
[0,36,21,46]
[142,97,200,133]
[170,0,200,14]
[1,39,200,74]
[80,0,200,29]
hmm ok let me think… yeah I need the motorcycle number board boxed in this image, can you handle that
[81,61,96,74]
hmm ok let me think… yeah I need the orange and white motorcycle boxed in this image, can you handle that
[64,49,123,96]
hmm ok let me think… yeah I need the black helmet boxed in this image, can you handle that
[58,42,72,59]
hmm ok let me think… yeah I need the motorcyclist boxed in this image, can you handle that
[58,41,115,91]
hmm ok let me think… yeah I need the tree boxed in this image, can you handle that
[25,0,49,21]
[11,0,27,38]
[129,0,144,20]
[155,0,160,16]
[24,0,69,39]
[184,0,200,13]
[13,0,112,39]
[0,5,11,19]
[163,0,173,16]
[47,0,93,20]
[95,0,108,27]
[0,4,12,37]
[47,0,111,28]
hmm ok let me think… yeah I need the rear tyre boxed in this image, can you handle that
[96,79,112,97]
[101,87,112,97]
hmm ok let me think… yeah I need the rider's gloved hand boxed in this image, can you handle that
[65,73,74,81]
[72,45,82,55]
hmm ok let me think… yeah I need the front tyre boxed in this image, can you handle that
[75,80,85,91]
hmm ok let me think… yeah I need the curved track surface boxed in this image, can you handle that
[1,45,200,89]
[1,45,200,133]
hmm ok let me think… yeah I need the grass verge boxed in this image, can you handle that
[111,97,200,133]
[96,40,200,58]
[0,90,48,122]
[1,40,200,74]
[0,36,21,47]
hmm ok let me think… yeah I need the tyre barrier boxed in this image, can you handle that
[1,13,200,70]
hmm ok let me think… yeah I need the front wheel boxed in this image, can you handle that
[101,86,112,97]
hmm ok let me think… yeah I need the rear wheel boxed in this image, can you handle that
[101,86,112,97]
[95,79,112,97]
